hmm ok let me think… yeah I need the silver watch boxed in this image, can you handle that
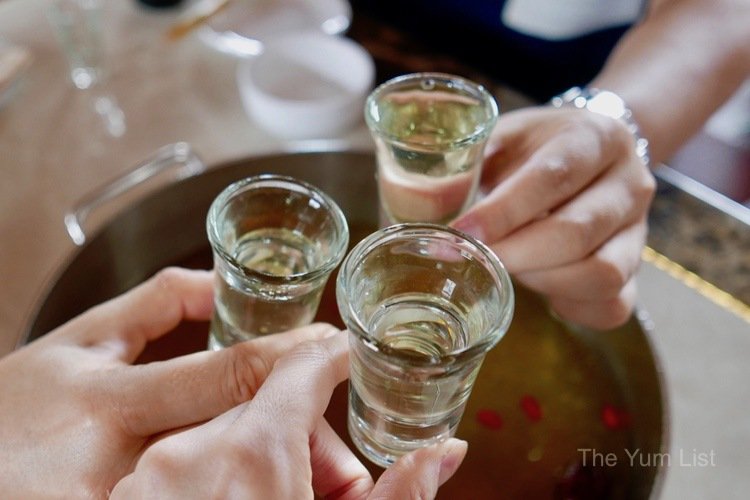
[550,86,650,166]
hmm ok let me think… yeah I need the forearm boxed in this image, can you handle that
[591,0,750,164]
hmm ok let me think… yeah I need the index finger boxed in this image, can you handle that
[235,331,349,437]
[453,113,622,244]
[62,267,213,360]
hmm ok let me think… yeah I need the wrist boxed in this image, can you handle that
[550,86,650,167]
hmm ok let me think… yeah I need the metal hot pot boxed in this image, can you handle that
[23,148,667,499]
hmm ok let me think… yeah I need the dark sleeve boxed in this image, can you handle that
[349,0,633,102]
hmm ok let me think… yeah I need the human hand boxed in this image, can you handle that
[0,267,339,498]
[452,106,656,329]
[111,330,468,499]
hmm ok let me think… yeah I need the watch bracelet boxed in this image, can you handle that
[550,86,651,167]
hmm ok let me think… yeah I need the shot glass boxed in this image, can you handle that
[207,175,349,350]
[365,72,499,225]
[336,223,514,467]
[47,0,104,90]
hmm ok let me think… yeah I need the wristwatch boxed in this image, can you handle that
[550,86,650,167]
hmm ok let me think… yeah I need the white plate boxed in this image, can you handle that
[198,0,352,57]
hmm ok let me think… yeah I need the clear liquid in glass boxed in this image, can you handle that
[208,227,324,349]
[349,293,484,467]
[373,89,489,224]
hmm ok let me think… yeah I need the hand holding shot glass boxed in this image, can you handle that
[206,175,349,350]
[337,224,514,467]
[366,73,499,225]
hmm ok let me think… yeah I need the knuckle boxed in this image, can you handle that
[595,282,637,329]
[113,401,145,436]
[83,369,141,435]
[276,339,340,390]
[605,115,631,141]
[557,213,598,256]
[288,339,336,369]
[572,111,615,147]
[590,257,630,297]
[566,112,634,169]
[152,267,183,292]
[395,455,433,500]
[224,437,267,465]
[407,484,431,500]
[593,114,632,157]
[223,344,272,403]
[107,369,151,436]
[472,197,516,242]
[397,451,420,473]
[599,297,634,329]
[141,443,183,477]
[635,168,657,202]
[534,155,577,193]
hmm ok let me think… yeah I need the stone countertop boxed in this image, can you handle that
[648,166,750,306]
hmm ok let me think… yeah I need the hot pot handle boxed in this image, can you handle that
[64,142,205,246]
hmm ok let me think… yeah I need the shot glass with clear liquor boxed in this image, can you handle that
[365,72,499,225]
[336,223,514,467]
[206,174,349,350]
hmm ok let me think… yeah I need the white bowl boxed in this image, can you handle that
[237,33,375,140]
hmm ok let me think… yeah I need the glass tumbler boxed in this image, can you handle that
[336,223,514,467]
[207,174,349,350]
[47,0,105,90]
[365,72,499,225]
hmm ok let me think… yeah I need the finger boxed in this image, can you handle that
[486,158,654,273]
[367,438,467,500]
[233,330,349,440]
[453,111,624,243]
[310,419,374,499]
[479,107,556,188]
[515,219,647,300]
[548,277,638,330]
[66,268,213,359]
[107,323,339,437]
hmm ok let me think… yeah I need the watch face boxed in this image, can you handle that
[586,90,627,120]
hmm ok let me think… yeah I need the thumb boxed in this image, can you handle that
[366,439,467,500]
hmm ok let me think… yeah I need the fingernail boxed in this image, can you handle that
[438,438,468,485]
